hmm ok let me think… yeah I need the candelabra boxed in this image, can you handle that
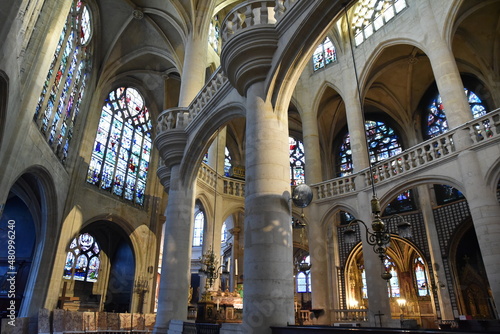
[198,247,228,290]
[134,276,149,313]
[343,195,412,279]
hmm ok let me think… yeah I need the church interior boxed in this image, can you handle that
[1,0,500,333]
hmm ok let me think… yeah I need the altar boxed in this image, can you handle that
[196,290,243,324]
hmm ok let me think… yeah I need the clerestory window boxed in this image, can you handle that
[33,0,93,164]
[352,0,407,46]
[313,37,337,71]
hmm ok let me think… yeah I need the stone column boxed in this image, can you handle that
[153,163,195,333]
[301,107,331,323]
[229,227,241,291]
[344,78,370,173]
[243,81,295,333]
[416,185,454,320]
[418,0,471,148]
[458,149,500,318]
[178,33,208,107]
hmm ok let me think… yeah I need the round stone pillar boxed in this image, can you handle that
[243,81,295,334]
[343,77,370,172]
[417,185,454,320]
[153,164,195,333]
[417,0,472,149]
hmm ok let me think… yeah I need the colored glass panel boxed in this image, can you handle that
[426,88,488,138]
[33,0,92,164]
[87,87,152,205]
[289,137,306,185]
[313,37,337,71]
[338,120,402,176]
[63,233,101,282]
[415,257,429,296]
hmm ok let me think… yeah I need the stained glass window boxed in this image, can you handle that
[296,255,311,293]
[361,268,368,298]
[385,257,400,297]
[208,15,220,53]
[193,211,204,247]
[415,257,429,296]
[352,0,407,46]
[313,37,337,71]
[87,87,152,205]
[289,137,306,185]
[221,221,228,245]
[384,189,416,215]
[33,0,92,164]
[63,233,100,282]
[224,147,232,177]
[338,120,402,176]
[426,88,488,139]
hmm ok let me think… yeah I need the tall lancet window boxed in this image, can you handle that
[63,233,101,282]
[312,37,337,71]
[415,257,429,296]
[33,0,93,164]
[289,137,306,185]
[208,15,221,53]
[87,87,152,205]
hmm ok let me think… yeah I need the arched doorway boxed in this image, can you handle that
[58,221,136,312]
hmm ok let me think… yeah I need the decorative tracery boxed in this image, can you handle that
[87,87,152,205]
[352,0,407,46]
[33,0,92,164]
[63,233,100,282]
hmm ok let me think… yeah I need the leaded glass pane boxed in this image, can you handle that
[352,0,407,46]
[415,257,429,296]
[63,233,101,282]
[193,211,204,247]
[289,137,305,185]
[313,37,337,71]
[297,272,307,293]
[33,0,92,164]
[426,88,488,138]
[87,87,152,205]
[338,120,402,176]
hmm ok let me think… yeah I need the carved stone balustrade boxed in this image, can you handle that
[312,108,500,201]
[274,0,300,22]
[221,0,279,95]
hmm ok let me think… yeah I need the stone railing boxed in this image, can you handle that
[333,309,368,322]
[223,178,245,198]
[198,163,218,189]
[274,0,301,21]
[221,0,277,43]
[362,131,456,188]
[315,175,357,200]
[198,163,246,198]
[313,108,500,200]
[156,69,228,133]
